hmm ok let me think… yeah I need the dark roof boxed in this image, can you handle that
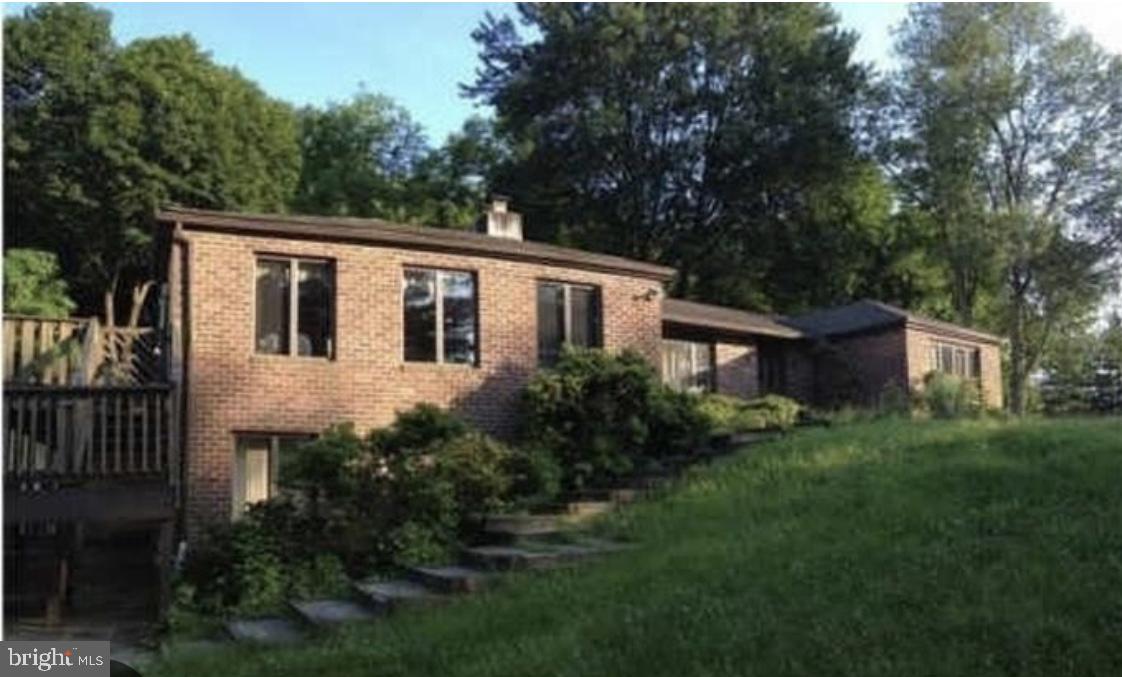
[784,299,1003,344]
[662,298,805,339]
[157,206,676,282]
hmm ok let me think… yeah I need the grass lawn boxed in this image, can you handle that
[151,417,1122,677]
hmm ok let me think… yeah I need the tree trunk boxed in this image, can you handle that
[1007,294,1028,415]
[126,281,154,328]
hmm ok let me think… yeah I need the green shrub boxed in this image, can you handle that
[430,431,513,518]
[697,393,803,434]
[521,347,710,489]
[388,521,455,568]
[876,383,914,416]
[921,372,982,419]
[179,501,351,617]
[371,403,472,457]
[503,444,563,508]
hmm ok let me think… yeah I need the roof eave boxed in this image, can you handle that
[156,208,676,283]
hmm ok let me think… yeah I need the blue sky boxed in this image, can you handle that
[4,3,1117,143]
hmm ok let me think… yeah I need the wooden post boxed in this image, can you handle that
[155,520,175,623]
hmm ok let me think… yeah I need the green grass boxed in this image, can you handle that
[151,418,1122,677]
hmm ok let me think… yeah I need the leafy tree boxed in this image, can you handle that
[408,116,510,229]
[294,96,505,230]
[888,4,1122,413]
[4,4,301,325]
[292,92,428,220]
[3,249,77,317]
[467,3,911,312]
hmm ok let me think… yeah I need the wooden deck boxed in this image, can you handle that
[4,316,181,626]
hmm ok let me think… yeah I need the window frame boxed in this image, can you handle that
[253,254,335,359]
[662,339,715,393]
[402,266,480,367]
[928,340,981,379]
[232,432,315,519]
[536,280,603,366]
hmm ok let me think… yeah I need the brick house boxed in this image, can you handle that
[158,200,1003,535]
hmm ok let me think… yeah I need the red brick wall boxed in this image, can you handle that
[714,341,758,399]
[904,327,1003,409]
[176,229,664,535]
[816,329,909,406]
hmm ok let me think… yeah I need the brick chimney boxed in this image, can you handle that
[477,195,523,241]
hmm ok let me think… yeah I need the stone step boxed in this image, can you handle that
[484,513,567,537]
[224,617,304,644]
[727,431,783,446]
[462,541,619,572]
[353,579,444,612]
[461,545,565,571]
[580,488,641,505]
[554,500,615,518]
[290,598,380,627]
[407,565,495,594]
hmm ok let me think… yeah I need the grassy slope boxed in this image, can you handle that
[152,418,1122,677]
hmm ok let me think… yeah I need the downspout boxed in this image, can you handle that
[170,222,192,546]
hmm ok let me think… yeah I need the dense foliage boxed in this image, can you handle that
[918,372,983,419]
[884,3,1122,413]
[177,406,551,615]
[467,3,918,313]
[4,4,301,324]
[521,348,710,489]
[696,394,803,435]
[3,249,76,317]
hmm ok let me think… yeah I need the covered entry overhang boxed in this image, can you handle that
[660,298,808,400]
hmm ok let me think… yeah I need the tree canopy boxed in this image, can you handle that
[886,3,1122,412]
[2,249,76,317]
[466,3,920,312]
[4,3,301,324]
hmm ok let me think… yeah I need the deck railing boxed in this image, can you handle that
[4,385,178,487]
[3,316,165,386]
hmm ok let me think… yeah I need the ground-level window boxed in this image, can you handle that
[232,434,313,519]
[537,281,602,366]
[928,341,981,378]
[662,339,715,393]
[255,256,334,357]
[403,268,478,365]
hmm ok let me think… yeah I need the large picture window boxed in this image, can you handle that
[232,434,313,519]
[662,339,715,393]
[537,281,602,365]
[255,257,334,357]
[928,341,980,379]
[403,268,478,365]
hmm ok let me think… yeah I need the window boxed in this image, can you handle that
[759,345,787,394]
[662,340,715,393]
[232,434,312,518]
[403,268,478,365]
[255,257,334,357]
[537,282,602,365]
[928,341,981,378]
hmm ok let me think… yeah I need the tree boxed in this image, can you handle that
[3,249,77,317]
[4,4,301,326]
[888,4,1122,413]
[467,3,913,312]
[408,116,510,229]
[292,92,428,220]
